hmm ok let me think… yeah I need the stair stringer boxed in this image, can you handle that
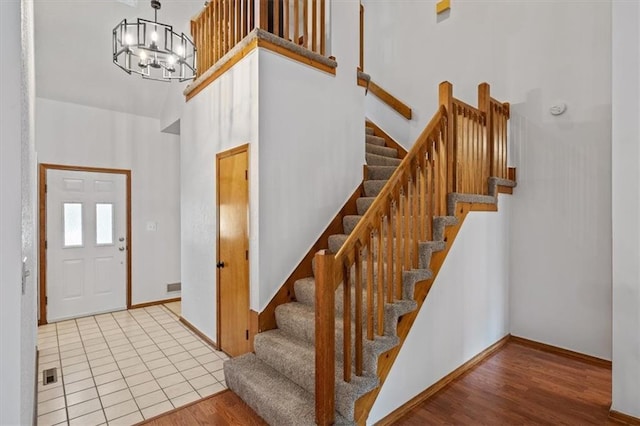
[353,198,505,425]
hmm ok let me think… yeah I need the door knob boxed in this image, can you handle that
[216,261,225,269]
[119,247,125,251]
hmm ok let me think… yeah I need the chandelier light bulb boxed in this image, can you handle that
[151,31,158,42]
[176,45,184,57]
[167,55,176,65]
[125,33,133,45]
[139,50,147,60]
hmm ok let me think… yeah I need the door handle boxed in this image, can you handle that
[216,261,225,269]
[119,247,125,251]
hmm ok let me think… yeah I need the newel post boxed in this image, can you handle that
[478,82,492,191]
[439,81,455,194]
[315,249,335,425]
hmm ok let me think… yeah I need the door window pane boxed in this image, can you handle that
[96,203,114,245]
[63,203,83,247]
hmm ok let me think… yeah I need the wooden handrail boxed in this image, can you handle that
[367,80,413,120]
[314,81,510,425]
[191,0,327,79]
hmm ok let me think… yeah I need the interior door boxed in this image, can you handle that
[217,147,250,357]
[46,169,127,322]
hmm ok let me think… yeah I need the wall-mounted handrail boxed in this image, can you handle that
[366,79,413,120]
[314,81,510,425]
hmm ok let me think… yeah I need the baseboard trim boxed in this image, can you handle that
[609,409,640,425]
[179,316,219,351]
[510,335,612,368]
[375,334,511,426]
[130,297,181,310]
[137,389,229,424]
[33,347,39,426]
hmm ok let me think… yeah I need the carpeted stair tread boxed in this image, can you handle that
[254,330,378,421]
[276,301,401,353]
[432,216,459,241]
[294,277,418,323]
[364,180,388,197]
[366,143,398,158]
[224,353,351,425]
[356,197,376,215]
[328,234,349,254]
[365,127,375,136]
[366,153,402,167]
[343,215,363,235]
[366,165,397,181]
[447,193,496,216]
[365,134,384,146]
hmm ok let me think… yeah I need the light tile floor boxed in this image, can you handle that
[37,305,228,426]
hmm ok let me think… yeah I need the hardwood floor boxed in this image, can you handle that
[140,390,267,426]
[141,339,617,425]
[395,340,615,425]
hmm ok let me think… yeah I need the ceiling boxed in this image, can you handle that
[34,0,203,119]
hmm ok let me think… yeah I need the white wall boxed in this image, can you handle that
[180,51,259,339]
[36,98,181,306]
[256,0,363,309]
[369,197,512,424]
[363,0,612,360]
[611,0,640,418]
[181,1,363,339]
[1,0,37,424]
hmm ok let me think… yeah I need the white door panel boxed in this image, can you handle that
[47,169,127,322]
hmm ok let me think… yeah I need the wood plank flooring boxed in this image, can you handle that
[395,340,615,425]
[142,339,616,425]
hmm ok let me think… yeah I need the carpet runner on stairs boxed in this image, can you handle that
[223,124,516,425]
[223,125,440,425]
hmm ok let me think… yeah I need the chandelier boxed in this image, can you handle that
[112,0,197,82]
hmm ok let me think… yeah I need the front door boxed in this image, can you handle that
[217,146,250,357]
[46,168,128,322]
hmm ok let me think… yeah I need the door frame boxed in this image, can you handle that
[38,163,132,325]
[215,144,250,353]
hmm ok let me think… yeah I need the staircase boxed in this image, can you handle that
[224,82,515,425]
[224,126,411,425]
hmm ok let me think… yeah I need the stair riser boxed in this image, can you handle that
[366,153,402,167]
[253,332,378,421]
[365,143,398,158]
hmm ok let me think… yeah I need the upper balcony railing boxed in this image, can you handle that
[191,0,327,79]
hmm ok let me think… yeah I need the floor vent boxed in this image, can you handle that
[167,282,181,292]
[42,368,58,385]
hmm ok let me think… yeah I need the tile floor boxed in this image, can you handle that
[36,305,228,426]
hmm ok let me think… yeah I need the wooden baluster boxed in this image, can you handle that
[427,142,433,241]
[314,250,335,426]
[303,0,309,49]
[403,182,410,273]
[478,83,492,185]
[386,200,394,304]
[249,0,255,30]
[343,260,352,382]
[439,133,446,216]
[473,113,478,193]
[216,0,222,62]
[294,0,300,44]
[311,0,317,52]
[439,82,455,195]
[433,139,440,220]
[274,0,280,37]
[256,0,268,29]
[320,0,325,55]
[367,230,374,341]
[377,217,385,336]
[419,151,426,242]
[230,0,235,47]
[395,191,403,301]
[354,244,363,377]
[283,0,290,40]
[412,168,419,268]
